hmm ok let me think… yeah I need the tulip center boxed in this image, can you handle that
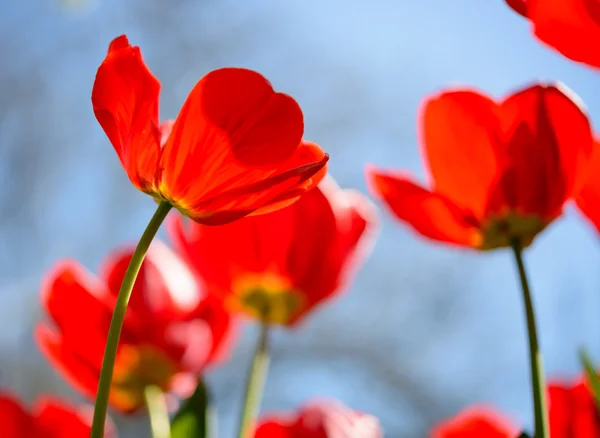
[232,272,305,325]
[111,344,178,412]
[480,211,547,250]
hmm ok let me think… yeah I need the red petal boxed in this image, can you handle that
[248,141,329,217]
[301,179,378,301]
[34,325,100,403]
[0,394,37,437]
[184,146,328,225]
[280,179,377,325]
[92,35,161,192]
[431,407,517,438]
[420,89,502,218]
[158,68,304,207]
[40,261,114,367]
[505,0,529,17]
[189,293,236,365]
[34,398,93,438]
[576,142,600,233]
[100,241,202,322]
[167,212,281,294]
[548,378,600,438]
[528,0,600,68]
[494,83,592,218]
[368,169,481,247]
[256,401,383,438]
[253,421,291,438]
[295,401,382,437]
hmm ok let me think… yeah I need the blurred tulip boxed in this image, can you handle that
[368,82,592,250]
[169,177,377,326]
[430,407,518,438]
[430,377,600,438]
[506,0,600,68]
[548,376,600,437]
[36,241,233,413]
[254,400,383,438]
[0,391,115,437]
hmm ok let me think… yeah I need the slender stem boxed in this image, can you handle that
[144,385,172,438]
[511,239,549,438]
[236,322,270,438]
[90,202,172,438]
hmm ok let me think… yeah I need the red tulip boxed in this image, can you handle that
[169,177,377,326]
[430,378,600,438]
[92,35,328,225]
[254,400,383,438]
[506,0,600,68]
[431,407,517,437]
[368,83,592,250]
[548,376,600,437]
[0,392,115,437]
[36,241,233,413]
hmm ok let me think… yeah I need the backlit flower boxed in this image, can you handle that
[254,400,383,438]
[430,379,600,438]
[92,35,328,225]
[36,241,233,413]
[169,177,377,326]
[368,83,592,250]
[506,0,600,68]
[548,376,600,437]
[430,407,518,438]
[0,391,115,437]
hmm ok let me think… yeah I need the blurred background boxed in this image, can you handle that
[2,0,600,436]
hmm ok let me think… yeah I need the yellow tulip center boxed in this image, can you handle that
[480,211,548,250]
[111,344,178,412]
[232,272,305,325]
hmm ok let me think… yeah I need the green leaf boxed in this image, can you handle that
[579,348,600,415]
[171,380,217,438]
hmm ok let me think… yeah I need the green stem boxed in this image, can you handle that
[144,385,172,438]
[90,201,172,438]
[511,239,549,438]
[236,322,270,438]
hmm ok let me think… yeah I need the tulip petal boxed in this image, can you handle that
[528,0,600,68]
[183,146,328,225]
[368,169,480,247]
[0,394,36,436]
[321,181,379,294]
[35,326,100,403]
[256,401,383,438]
[505,0,528,17]
[40,261,115,367]
[158,68,304,208]
[254,421,291,438]
[421,89,501,217]
[431,407,517,438]
[34,399,93,437]
[247,141,329,217]
[495,83,592,217]
[92,35,161,192]
[548,379,600,438]
[576,142,600,234]
[100,242,201,322]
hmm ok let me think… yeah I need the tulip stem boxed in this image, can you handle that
[237,322,270,438]
[511,239,549,438]
[90,201,172,438]
[144,385,172,438]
